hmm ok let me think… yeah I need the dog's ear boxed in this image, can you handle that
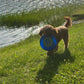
[39,25,50,36]
[39,30,42,36]
[39,28,44,36]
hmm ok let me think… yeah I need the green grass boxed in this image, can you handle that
[0,23,84,84]
[0,4,77,27]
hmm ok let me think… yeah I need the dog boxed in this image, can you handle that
[39,16,72,56]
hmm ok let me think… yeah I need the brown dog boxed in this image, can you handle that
[39,16,72,56]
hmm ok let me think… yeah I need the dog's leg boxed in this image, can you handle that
[47,45,58,56]
[47,51,53,56]
[54,45,58,52]
[63,32,69,49]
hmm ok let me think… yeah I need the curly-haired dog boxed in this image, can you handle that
[39,16,72,56]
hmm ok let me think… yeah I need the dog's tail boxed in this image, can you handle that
[64,16,72,28]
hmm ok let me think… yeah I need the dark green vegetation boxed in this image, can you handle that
[0,23,84,84]
[72,5,84,21]
[0,4,80,27]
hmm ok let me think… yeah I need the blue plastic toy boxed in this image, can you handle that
[40,35,57,51]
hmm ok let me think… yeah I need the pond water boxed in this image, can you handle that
[0,0,83,15]
[0,25,43,48]
[0,0,84,48]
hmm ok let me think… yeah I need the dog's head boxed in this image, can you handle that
[39,25,58,36]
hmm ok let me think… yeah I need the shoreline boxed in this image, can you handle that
[72,19,84,25]
[0,19,84,48]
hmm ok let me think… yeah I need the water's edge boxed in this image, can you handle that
[0,20,84,48]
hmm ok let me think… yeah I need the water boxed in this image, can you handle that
[0,25,43,48]
[0,0,84,48]
[0,0,83,15]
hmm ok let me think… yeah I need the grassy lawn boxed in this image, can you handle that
[0,23,84,84]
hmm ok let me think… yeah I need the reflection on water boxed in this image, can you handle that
[0,0,83,15]
[0,0,58,15]
[0,25,43,48]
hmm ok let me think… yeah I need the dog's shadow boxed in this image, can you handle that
[35,49,75,84]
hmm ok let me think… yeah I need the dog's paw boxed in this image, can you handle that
[47,51,53,56]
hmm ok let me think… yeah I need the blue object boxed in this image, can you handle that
[40,35,57,51]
